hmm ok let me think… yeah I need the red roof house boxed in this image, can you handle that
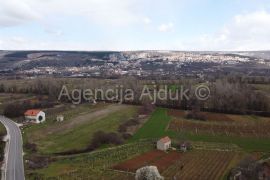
[24,109,46,124]
[157,136,171,151]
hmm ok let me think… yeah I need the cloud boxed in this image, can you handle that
[143,17,151,25]
[158,22,174,32]
[0,0,145,27]
[45,29,63,36]
[0,36,89,50]
[0,0,40,27]
[190,11,270,50]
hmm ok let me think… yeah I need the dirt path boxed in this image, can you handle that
[66,104,130,128]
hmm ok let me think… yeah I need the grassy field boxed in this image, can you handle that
[132,108,270,152]
[26,141,245,180]
[24,103,139,154]
[131,108,170,140]
[24,106,270,179]
[26,140,154,179]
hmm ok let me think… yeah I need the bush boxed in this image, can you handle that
[122,133,133,140]
[186,112,206,121]
[24,142,37,153]
[89,131,124,150]
[118,118,139,133]
[26,156,52,170]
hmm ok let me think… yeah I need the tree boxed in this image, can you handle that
[135,166,164,180]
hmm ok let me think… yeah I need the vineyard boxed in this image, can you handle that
[113,149,243,180]
[169,119,270,138]
[114,150,182,173]
[162,150,243,179]
[26,140,155,179]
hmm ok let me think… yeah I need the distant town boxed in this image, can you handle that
[0,51,270,79]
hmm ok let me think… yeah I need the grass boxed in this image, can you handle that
[132,108,270,152]
[23,103,101,145]
[131,108,171,140]
[176,132,270,152]
[25,105,138,154]
[26,140,154,179]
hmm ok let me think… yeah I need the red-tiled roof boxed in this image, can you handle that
[159,136,171,143]
[24,109,41,116]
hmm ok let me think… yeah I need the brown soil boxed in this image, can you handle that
[114,150,181,173]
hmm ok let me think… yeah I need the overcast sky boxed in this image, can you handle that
[0,0,270,51]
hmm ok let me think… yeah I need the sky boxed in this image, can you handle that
[0,0,270,51]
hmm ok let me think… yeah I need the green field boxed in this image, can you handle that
[131,108,170,140]
[24,104,138,154]
[132,108,270,152]
[24,106,270,179]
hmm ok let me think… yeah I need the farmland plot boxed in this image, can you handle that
[26,141,154,179]
[114,150,182,173]
[169,119,270,138]
[162,150,243,180]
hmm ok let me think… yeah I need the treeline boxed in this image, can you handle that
[3,99,56,118]
[0,77,269,116]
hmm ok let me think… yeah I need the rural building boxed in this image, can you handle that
[157,136,171,151]
[24,109,46,124]
[180,144,187,152]
[180,142,192,152]
[56,115,64,122]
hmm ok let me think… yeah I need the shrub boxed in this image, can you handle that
[122,133,133,140]
[24,142,37,153]
[186,111,206,121]
[89,131,124,150]
[26,156,52,170]
[118,118,139,133]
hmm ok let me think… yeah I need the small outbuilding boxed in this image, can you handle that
[157,136,171,151]
[56,115,64,122]
[24,109,46,124]
[180,141,192,152]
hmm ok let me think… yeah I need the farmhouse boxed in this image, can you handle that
[24,109,46,124]
[157,136,171,151]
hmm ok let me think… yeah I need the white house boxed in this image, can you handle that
[157,136,171,151]
[24,109,46,124]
